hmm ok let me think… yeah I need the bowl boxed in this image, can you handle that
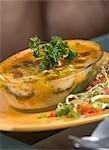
[0,40,103,112]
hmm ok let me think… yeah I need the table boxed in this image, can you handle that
[0,134,35,150]
[0,34,109,150]
[34,121,100,150]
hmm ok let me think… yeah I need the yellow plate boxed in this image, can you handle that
[0,52,109,132]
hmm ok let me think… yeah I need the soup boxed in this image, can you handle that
[0,39,103,112]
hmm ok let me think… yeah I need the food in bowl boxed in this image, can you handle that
[0,36,103,112]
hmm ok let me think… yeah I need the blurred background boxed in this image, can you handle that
[0,0,109,61]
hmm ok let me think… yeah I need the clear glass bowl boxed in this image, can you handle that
[0,40,103,112]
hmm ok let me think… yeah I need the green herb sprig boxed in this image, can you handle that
[56,104,81,118]
[29,36,78,70]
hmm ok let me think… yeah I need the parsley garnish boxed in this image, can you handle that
[56,104,73,116]
[56,104,81,118]
[29,36,78,70]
